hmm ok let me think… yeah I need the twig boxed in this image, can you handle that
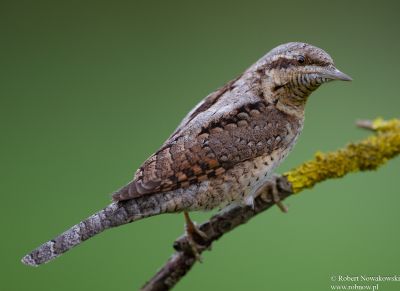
[141,175,292,291]
[356,119,375,130]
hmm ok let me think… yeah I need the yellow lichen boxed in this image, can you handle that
[372,118,400,132]
[284,118,400,193]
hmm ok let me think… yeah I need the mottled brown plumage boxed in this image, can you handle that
[113,42,351,210]
[22,42,351,267]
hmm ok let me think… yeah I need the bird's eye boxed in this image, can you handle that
[297,55,305,64]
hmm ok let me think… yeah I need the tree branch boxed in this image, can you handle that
[141,175,292,291]
[141,118,400,291]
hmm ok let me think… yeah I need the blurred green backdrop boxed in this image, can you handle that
[1,0,399,290]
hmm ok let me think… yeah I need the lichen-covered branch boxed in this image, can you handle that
[285,118,400,192]
[142,118,400,291]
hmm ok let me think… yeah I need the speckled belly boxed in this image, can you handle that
[182,124,302,211]
[186,148,288,211]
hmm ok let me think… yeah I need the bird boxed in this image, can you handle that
[22,42,351,266]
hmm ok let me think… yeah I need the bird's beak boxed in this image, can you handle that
[319,66,352,81]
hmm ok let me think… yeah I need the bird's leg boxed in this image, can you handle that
[183,211,208,262]
[271,183,288,213]
[258,182,288,213]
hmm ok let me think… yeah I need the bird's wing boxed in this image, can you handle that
[167,75,242,142]
[113,91,296,201]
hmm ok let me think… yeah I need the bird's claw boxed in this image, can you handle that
[184,211,208,262]
[258,181,288,213]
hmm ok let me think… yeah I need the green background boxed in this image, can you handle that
[1,0,399,290]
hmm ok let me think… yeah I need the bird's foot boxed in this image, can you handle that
[183,211,208,262]
[259,181,288,213]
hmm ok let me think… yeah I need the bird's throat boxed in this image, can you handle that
[275,95,307,118]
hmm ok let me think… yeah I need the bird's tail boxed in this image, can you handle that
[21,191,183,267]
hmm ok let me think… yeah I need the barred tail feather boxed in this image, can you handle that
[21,193,173,266]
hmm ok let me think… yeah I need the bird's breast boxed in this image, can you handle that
[226,122,303,206]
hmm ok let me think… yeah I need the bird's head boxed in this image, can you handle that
[256,42,351,116]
